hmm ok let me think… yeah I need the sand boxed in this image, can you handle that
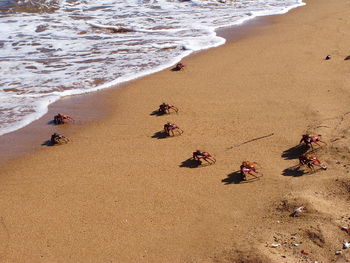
[1,0,350,262]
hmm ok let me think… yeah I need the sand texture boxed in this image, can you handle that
[1,0,350,262]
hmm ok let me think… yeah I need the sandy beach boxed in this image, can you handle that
[1,0,350,262]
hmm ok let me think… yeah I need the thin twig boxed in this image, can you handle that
[226,133,274,150]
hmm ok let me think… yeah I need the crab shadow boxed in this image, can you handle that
[222,171,245,184]
[179,158,206,168]
[282,165,307,177]
[42,140,55,146]
[47,120,56,125]
[151,131,169,139]
[150,110,166,116]
[222,171,261,184]
[171,67,182,71]
[281,144,309,160]
[47,120,74,125]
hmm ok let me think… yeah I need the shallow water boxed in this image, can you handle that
[0,0,305,136]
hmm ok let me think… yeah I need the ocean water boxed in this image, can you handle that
[0,0,305,136]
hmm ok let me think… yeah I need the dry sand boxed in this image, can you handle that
[1,0,350,262]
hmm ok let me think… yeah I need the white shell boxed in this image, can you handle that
[271,243,280,248]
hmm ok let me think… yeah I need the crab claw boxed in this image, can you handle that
[341,226,350,234]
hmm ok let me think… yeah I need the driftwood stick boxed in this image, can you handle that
[227,133,274,150]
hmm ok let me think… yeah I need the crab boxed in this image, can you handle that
[158,103,179,114]
[299,154,327,172]
[299,134,326,150]
[54,113,74,125]
[192,150,216,165]
[164,122,183,136]
[240,161,260,180]
[50,133,70,145]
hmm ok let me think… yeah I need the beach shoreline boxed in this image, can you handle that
[0,15,275,165]
[0,0,305,140]
[1,0,350,262]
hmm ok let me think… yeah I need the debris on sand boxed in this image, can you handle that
[107,27,133,33]
[270,243,280,248]
[343,241,350,249]
[226,133,274,149]
[290,206,304,217]
[341,226,350,234]
[88,22,133,33]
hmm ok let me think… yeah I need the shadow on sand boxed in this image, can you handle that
[221,171,244,184]
[171,66,182,72]
[281,144,309,160]
[47,120,56,125]
[282,165,306,177]
[222,171,261,184]
[150,110,166,117]
[179,158,203,168]
[42,140,55,146]
[151,131,168,139]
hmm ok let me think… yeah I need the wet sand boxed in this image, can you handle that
[1,0,350,262]
[0,86,119,164]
